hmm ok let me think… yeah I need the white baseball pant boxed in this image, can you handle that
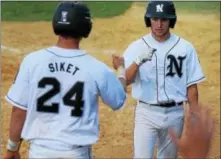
[29,143,92,159]
[134,102,185,159]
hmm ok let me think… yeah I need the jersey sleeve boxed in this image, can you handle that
[186,44,206,87]
[5,56,30,110]
[97,66,126,111]
[123,42,137,69]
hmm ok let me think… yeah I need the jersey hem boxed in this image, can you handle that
[5,95,27,110]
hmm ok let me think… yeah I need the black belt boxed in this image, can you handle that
[139,100,183,108]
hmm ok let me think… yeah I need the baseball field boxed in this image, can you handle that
[1,1,220,158]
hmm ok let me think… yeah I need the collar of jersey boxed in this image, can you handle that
[46,46,87,58]
[149,33,176,45]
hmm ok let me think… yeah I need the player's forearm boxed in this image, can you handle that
[126,62,139,85]
[117,66,127,92]
[9,107,26,142]
[118,77,127,92]
[187,84,198,108]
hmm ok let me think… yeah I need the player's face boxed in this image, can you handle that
[150,18,170,37]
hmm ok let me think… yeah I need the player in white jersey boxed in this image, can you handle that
[112,1,206,158]
[3,2,127,159]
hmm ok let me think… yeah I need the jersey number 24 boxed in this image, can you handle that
[36,77,84,117]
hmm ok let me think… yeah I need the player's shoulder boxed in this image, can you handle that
[172,34,199,57]
[175,34,195,49]
[128,34,150,48]
[20,48,49,65]
[83,54,115,83]
[85,54,114,74]
[123,34,150,56]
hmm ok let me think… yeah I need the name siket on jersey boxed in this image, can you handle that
[5,46,126,150]
[48,62,80,75]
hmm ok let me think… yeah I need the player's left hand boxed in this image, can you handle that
[112,54,124,70]
[3,151,20,159]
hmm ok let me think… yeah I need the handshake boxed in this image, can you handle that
[112,48,156,70]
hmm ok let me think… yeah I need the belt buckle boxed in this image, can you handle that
[159,100,174,105]
[160,101,169,105]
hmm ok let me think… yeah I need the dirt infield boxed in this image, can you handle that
[1,4,220,158]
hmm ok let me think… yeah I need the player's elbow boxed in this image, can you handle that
[103,91,127,111]
[112,94,127,111]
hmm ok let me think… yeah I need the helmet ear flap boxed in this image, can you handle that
[170,18,176,28]
[144,17,151,27]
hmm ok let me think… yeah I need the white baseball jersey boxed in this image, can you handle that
[5,46,126,150]
[123,33,205,104]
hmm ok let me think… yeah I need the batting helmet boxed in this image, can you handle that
[144,1,177,28]
[52,2,92,38]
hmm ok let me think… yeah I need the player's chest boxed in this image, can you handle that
[139,50,187,79]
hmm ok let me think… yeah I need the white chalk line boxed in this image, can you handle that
[1,45,118,55]
[1,45,22,53]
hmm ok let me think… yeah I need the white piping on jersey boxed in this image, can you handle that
[187,76,205,87]
[154,53,159,103]
[163,37,181,101]
[141,38,159,103]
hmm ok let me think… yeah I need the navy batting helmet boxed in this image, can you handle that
[52,2,92,38]
[144,1,177,28]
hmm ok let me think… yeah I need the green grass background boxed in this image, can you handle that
[1,2,133,21]
[1,1,220,21]
[137,1,220,13]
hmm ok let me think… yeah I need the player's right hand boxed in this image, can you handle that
[3,151,20,159]
[112,54,124,70]
[169,104,215,159]
[134,48,156,65]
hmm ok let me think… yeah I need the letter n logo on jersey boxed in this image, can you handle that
[166,55,186,78]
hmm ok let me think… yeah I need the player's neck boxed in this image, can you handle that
[56,36,80,49]
[151,32,171,43]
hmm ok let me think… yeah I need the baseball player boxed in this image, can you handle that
[113,1,205,158]
[3,2,127,159]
